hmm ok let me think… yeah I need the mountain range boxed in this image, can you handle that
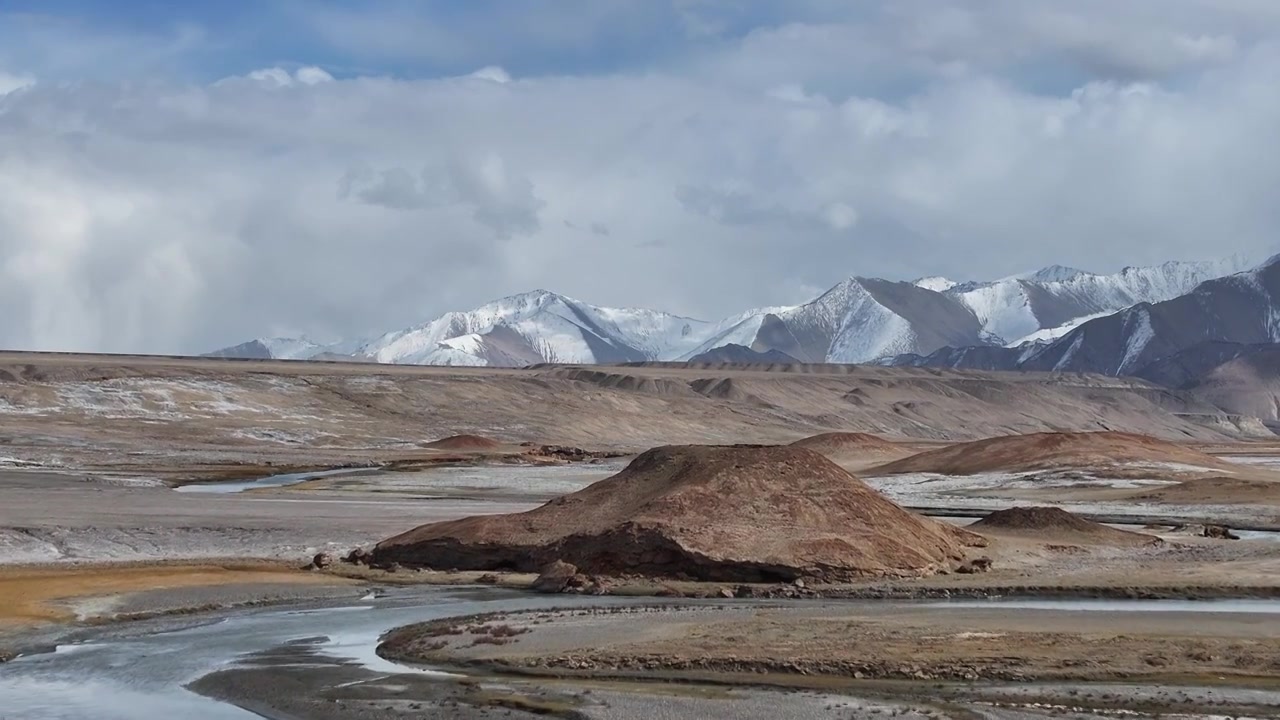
[893,254,1280,377]
[209,255,1257,372]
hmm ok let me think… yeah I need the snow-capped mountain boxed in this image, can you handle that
[945,256,1251,346]
[679,258,1248,365]
[354,290,730,366]
[891,254,1280,380]
[207,256,1253,368]
[1021,255,1280,376]
[203,336,359,361]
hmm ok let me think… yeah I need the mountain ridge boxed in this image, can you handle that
[208,256,1254,368]
[888,255,1280,392]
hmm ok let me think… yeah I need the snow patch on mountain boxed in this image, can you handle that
[258,337,325,360]
[1024,265,1089,283]
[1011,312,1111,346]
[1119,306,1156,373]
[952,282,1039,345]
[676,307,796,361]
[914,276,957,292]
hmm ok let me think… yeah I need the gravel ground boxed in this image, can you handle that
[0,469,543,564]
[192,639,1168,719]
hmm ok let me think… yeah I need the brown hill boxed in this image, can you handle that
[788,432,914,471]
[373,445,985,582]
[789,432,901,454]
[425,434,503,451]
[868,431,1233,476]
[1126,476,1280,506]
[973,507,1161,546]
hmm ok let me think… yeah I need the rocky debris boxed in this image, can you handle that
[0,650,14,663]
[1161,523,1242,540]
[520,653,1037,683]
[344,547,373,566]
[476,573,501,585]
[954,557,993,574]
[373,445,983,582]
[522,445,628,462]
[1202,524,1241,540]
[309,552,334,570]
[581,576,614,595]
[531,560,580,593]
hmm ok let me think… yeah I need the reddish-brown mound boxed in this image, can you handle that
[789,432,901,455]
[373,445,985,582]
[868,431,1233,476]
[1127,476,1280,505]
[425,434,503,451]
[973,506,1160,546]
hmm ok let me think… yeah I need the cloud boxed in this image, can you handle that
[821,202,858,231]
[2,2,1280,354]
[235,66,335,88]
[338,153,544,238]
[470,66,512,83]
[0,71,34,95]
[295,66,336,85]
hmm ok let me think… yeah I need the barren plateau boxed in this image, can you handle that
[3,352,1280,719]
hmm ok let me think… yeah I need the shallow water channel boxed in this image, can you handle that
[172,468,362,494]
[4,589,1280,719]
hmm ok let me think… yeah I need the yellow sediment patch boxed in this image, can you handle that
[0,563,354,627]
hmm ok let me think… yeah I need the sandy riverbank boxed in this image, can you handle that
[380,602,1280,686]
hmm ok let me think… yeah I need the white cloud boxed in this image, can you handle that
[294,66,335,85]
[822,202,858,231]
[245,67,294,88]
[3,2,1280,353]
[338,152,544,237]
[470,66,512,83]
[0,71,34,95]
[235,66,335,88]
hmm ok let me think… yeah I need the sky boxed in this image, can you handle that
[2,1,1280,354]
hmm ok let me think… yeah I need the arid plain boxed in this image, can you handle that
[2,351,1279,719]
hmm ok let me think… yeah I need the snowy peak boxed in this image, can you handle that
[731,277,986,364]
[203,336,349,361]
[208,254,1255,370]
[354,290,717,367]
[913,276,958,292]
[1030,265,1089,283]
[947,256,1253,346]
[918,253,1280,378]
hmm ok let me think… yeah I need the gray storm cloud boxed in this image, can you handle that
[1,1,1279,354]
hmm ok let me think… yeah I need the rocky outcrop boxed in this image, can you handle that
[373,445,984,582]
[531,560,581,593]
